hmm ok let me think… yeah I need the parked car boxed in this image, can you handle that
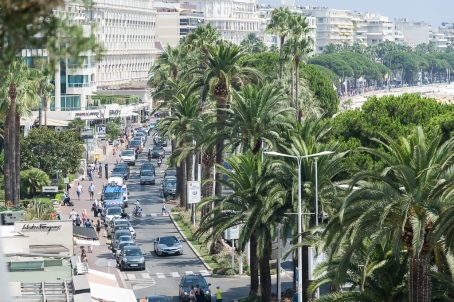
[118,246,146,271]
[153,235,183,256]
[151,145,165,159]
[179,274,211,302]
[140,170,156,185]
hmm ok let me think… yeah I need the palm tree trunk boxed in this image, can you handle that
[259,242,272,302]
[409,255,431,302]
[14,111,21,205]
[249,232,259,295]
[290,65,294,106]
[3,106,12,206]
[215,95,226,197]
[181,158,187,210]
[176,162,183,205]
[279,36,285,80]
[8,83,17,206]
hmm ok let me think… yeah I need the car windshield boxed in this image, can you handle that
[104,192,122,200]
[166,182,176,188]
[183,277,207,287]
[142,171,154,176]
[119,236,132,242]
[121,150,134,156]
[130,141,140,146]
[153,146,163,151]
[115,232,130,239]
[166,170,177,175]
[141,164,153,170]
[124,248,142,256]
[148,297,169,302]
[107,208,122,215]
[160,237,179,245]
[113,167,127,172]
[115,225,129,231]
[115,221,129,227]
[119,242,135,250]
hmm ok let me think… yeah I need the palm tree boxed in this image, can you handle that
[68,117,86,132]
[324,127,454,302]
[195,152,281,300]
[199,43,262,196]
[266,7,291,80]
[212,84,293,155]
[32,58,55,127]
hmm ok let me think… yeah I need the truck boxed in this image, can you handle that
[101,182,129,211]
[120,149,136,166]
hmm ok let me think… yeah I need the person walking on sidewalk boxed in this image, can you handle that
[216,285,222,302]
[98,163,103,178]
[76,182,83,201]
[70,209,77,224]
[88,183,95,200]
[75,214,82,226]
[81,209,88,225]
[95,220,101,241]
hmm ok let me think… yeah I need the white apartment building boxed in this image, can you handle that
[154,2,205,48]
[298,6,354,53]
[186,0,260,45]
[352,12,394,46]
[430,27,449,51]
[394,18,430,46]
[258,5,316,53]
[89,0,156,88]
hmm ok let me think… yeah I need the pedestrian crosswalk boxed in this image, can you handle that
[124,270,211,282]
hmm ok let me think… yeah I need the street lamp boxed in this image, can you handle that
[264,150,334,302]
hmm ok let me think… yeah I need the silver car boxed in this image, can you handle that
[153,236,183,256]
[140,170,156,185]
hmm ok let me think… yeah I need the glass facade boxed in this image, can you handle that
[60,95,81,111]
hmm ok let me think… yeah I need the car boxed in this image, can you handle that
[151,145,165,159]
[112,230,132,252]
[104,207,123,226]
[116,241,136,262]
[132,137,144,148]
[153,235,183,256]
[111,224,130,237]
[179,274,211,302]
[112,165,130,180]
[149,122,157,130]
[120,149,136,166]
[140,170,156,185]
[140,163,156,175]
[154,137,167,147]
[129,140,142,153]
[163,180,176,197]
[164,168,177,177]
[143,295,170,302]
[108,218,136,239]
[118,246,145,271]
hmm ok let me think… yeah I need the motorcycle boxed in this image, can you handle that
[132,205,142,217]
[157,156,162,167]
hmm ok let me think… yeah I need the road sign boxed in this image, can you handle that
[97,125,106,138]
[225,224,240,240]
[81,129,94,139]
[64,178,69,184]
[42,186,58,193]
[187,181,201,204]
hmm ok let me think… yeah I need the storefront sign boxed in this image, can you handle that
[42,186,59,193]
[109,109,121,116]
[187,181,201,204]
[21,223,62,234]
[74,110,106,120]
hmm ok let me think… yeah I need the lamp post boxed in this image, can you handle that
[264,150,334,302]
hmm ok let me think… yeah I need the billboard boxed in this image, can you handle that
[187,181,201,204]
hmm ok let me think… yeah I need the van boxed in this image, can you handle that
[120,149,136,166]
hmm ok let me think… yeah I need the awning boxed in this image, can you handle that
[45,119,70,127]
[89,282,136,302]
[73,226,98,240]
[118,112,139,117]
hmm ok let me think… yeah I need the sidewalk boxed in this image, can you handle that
[60,122,146,289]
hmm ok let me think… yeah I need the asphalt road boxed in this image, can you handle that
[113,127,295,301]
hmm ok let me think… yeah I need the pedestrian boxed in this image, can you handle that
[162,203,166,216]
[95,220,101,241]
[80,166,85,181]
[98,163,103,178]
[80,246,86,254]
[81,252,89,270]
[81,209,88,225]
[94,158,98,166]
[216,285,222,302]
[75,214,82,227]
[88,168,93,181]
[189,285,196,302]
[195,284,201,302]
[97,201,103,217]
[88,183,95,200]
[93,199,99,217]
[76,182,83,201]
[70,209,77,223]
[102,145,106,155]
[84,218,92,228]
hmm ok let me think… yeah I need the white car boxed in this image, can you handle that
[120,149,136,166]
[104,207,123,226]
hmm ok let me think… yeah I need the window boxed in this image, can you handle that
[318,17,323,23]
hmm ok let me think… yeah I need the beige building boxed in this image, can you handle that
[154,2,205,48]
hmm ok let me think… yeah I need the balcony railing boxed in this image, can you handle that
[68,83,91,88]
[67,63,96,69]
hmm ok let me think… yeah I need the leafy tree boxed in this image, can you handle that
[240,33,267,54]
[239,52,280,83]
[67,117,86,132]
[21,127,85,177]
[311,64,340,88]
[20,168,51,198]
[309,54,354,79]
[106,122,121,140]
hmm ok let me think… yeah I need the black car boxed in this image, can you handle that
[163,180,176,197]
[140,163,155,175]
[151,145,165,159]
[112,165,130,180]
[179,275,211,302]
[118,246,145,271]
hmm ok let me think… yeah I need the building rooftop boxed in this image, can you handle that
[6,256,73,283]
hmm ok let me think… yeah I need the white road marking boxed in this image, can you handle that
[185,271,194,275]
[156,273,166,278]
[141,273,151,279]
[171,272,181,278]
[127,273,136,280]
[199,270,210,276]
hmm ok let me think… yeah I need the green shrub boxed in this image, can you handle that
[239,293,261,302]
[20,168,51,198]
[213,266,235,275]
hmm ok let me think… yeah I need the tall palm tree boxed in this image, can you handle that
[32,58,55,127]
[324,127,454,302]
[211,84,293,155]
[266,7,291,80]
[199,43,262,196]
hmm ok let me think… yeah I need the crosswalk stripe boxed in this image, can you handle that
[171,272,180,278]
[185,271,194,275]
[142,273,151,279]
[127,273,136,280]
[199,270,210,276]
[156,273,166,278]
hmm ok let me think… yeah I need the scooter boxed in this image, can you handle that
[157,156,162,167]
[132,205,142,217]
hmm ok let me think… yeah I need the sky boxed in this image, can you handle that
[262,0,454,28]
